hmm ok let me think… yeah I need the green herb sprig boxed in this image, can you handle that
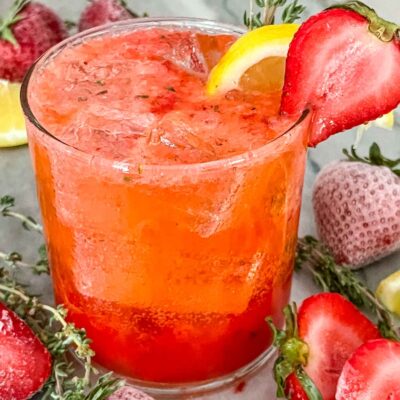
[0,195,124,399]
[296,236,400,341]
[1,194,43,233]
[0,244,49,275]
[244,0,306,30]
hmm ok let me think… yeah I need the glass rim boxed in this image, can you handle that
[21,17,310,174]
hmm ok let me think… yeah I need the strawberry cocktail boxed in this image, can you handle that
[22,19,310,386]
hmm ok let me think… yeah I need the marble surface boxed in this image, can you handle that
[0,0,399,399]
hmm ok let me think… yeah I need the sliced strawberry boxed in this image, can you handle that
[297,293,381,400]
[0,302,52,399]
[285,373,309,400]
[280,4,400,146]
[336,339,400,400]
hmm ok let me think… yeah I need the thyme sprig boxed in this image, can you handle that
[244,0,306,30]
[0,195,124,399]
[296,236,400,341]
[0,244,49,275]
[1,194,43,233]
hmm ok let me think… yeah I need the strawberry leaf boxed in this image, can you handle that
[0,0,30,45]
[329,1,399,42]
[343,143,400,176]
[295,368,323,400]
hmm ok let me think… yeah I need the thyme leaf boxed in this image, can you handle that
[244,0,306,29]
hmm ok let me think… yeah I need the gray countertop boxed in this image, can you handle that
[0,1,399,399]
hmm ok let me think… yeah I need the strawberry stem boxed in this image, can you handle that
[330,1,399,42]
[343,142,400,176]
[0,0,30,46]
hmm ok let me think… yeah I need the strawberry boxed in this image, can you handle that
[336,339,400,400]
[78,0,137,32]
[269,293,380,400]
[298,293,380,400]
[107,386,155,399]
[313,143,400,268]
[0,0,67,82]
[0,301,52,399]
[280,2,400,146]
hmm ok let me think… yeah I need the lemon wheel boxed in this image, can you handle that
[207,24,299,95]
[0,80,27,147]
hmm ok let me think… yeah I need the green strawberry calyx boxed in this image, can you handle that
[343,142,400,177]
[0,0,30,46]
[330,1,399,42]
[267,304,323,400]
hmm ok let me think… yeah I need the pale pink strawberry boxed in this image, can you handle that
[108,386,154,400]
[312,144,400,268]
[78,0,137,32]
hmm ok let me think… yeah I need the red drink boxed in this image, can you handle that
[22,19,310,387]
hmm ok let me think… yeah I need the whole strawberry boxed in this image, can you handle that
[0,0,67,82]
[78,0,137,32]
[313,143,400,268]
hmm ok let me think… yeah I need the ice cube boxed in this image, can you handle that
[123,29,208,76]
[143,111,218,164]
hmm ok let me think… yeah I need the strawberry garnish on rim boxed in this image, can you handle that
[0,301,52,399]
[269,293,381,400]
[280,1,400,146]
[336,339,400,400]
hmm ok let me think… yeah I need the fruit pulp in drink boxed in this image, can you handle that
[26,23,309,382]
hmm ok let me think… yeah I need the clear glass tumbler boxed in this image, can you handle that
[21,18,311,397]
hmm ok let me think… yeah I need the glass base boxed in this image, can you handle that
[116,347,276,399]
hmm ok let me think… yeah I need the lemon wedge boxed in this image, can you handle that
[207,24,299,95]
[376,270,400,317]
[0,80,27,147]
[374,111,395,130]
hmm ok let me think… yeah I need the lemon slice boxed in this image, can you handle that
[206,24,299,95]
[0,80,27,147]
[376,270,400,317]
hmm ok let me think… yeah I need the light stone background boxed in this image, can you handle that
[0,0,399,399]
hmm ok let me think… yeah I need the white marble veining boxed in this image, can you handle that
[0,0,399,399]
